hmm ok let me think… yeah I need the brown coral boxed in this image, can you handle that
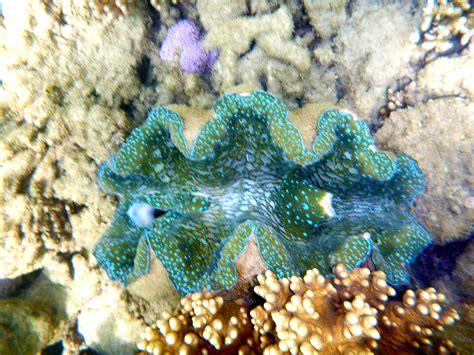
[252,265,461,354]
[251,265,387,354]
[418,0,473,53]
[138,265,461,354]
[137,291,260,354]
[377,287,460,353]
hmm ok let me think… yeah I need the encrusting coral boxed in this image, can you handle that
[94,91,431,295]
[201,5,311,93]
[0,1,165,352]
[376,98,473,242]
[137,264,461,354]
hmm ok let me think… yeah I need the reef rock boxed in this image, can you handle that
[376,99,473,242]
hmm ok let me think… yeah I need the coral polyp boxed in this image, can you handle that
[93,91,431,295]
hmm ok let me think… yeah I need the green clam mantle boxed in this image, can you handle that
[94,91,430,295]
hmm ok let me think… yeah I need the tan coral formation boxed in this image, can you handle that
[251,266,383,354]
[418,0,473,53]
[138,265,461,354]
[137,292,260,354]
[201,4,311,104]
[377,287,460,353]
[88,0,130,20]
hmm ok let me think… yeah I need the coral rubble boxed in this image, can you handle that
[138,265,461,354]
[94,91,431,295]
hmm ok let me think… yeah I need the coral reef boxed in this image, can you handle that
[94,91,431,295]
[88,0,130,20]
[137,292,259,354]
[201,5,311,99]
[436,304,474,353]
[0,1,177,352]
[160,19,219,73]
[0,299,55,355]
[138,265,461,354]
[417,0,473,53]
[195,1,422,117]
[452,240,474,299]
[0,272,67,355]
[0,0,472,353]
[329,1,421,121]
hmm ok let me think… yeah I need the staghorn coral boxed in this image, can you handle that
[94,91,431,295]
[138,265,461,354]
[417,0,473,53]
[137,291,259,354]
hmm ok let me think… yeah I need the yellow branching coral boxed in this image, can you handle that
[88,0,130,20]
[138,265,461,354]
[377,287,460,353]
[252,265,460,354]
[251,265,387,354]
[137,291,260,354]
[419,0,473,52]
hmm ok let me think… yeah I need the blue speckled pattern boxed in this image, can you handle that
[93,91,431,295]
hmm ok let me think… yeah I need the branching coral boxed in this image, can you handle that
[137,292,259,354]
[418,0,473,53]
[88,0,130,20]
[253,265,460,354]
[94,91,431,295]
[137,265,461,354]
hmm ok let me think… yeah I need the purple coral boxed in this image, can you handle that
[160,20,219,74]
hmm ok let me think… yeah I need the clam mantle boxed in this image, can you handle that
[94,91,430,295]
